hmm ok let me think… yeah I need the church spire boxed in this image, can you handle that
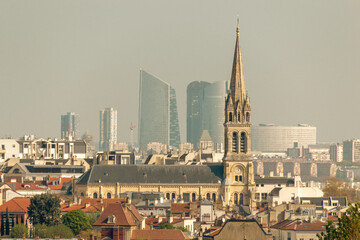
[229,26,247,108]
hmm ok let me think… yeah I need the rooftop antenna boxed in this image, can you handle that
[237,15,239,28]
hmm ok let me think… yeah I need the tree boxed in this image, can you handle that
[318,203,360,239]
[33,224,74,238]
[10,224,28,238]
[176,226,188,232]
[62,209,92,235]
[28,193,61,226]
[323,177,360,203]
[159,223,173,229]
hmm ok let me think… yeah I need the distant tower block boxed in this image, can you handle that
[130,122,136,150]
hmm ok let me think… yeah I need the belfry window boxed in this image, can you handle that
[238,113,241,121]
[206,193,211,200]
[234,193,238,205]
[232,132,238,152]
[229,112,233,122]
[212,193,216,202]
[246,112,250,122]
[240,132,246,153]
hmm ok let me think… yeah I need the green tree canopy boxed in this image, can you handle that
[28,193,61,226]
[159,223,173,229]
[318,203,360,239]
[10,224,28,238]
[62,209,92,235]
[34,224,74,239]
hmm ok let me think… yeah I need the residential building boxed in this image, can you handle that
[99,107,117,151]
[138,70,180,151]
[270,219,327,240]
[17,137,86,160]
[82,130,96,158]
[330,143,343,162]
[343,139,360,163]
[61,112,80,140]
[204,219,272,240]
[252,124,316,153]
[0,139,19,162]
[0,198,31,236]
[95,151,135,165]
[74,26,255,210]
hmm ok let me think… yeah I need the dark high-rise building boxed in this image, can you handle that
[186,81,210,148]
[138,70,180,151]
[186,81,227,150]
[61,112,79,140]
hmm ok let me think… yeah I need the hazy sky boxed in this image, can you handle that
[0,0,359,144]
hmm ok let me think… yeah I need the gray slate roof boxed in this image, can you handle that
[76,164,224,185]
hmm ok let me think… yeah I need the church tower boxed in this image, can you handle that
[222,26,255,208]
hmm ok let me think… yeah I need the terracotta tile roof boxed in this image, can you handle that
[60,203,101,213]
[171,203,190,213]
[0,197,30,213]
[145,217,158,225]
[207,227,222,237]
[280,220,327,231]
[270,219,296,229]
[48,177,72,190]
[131,229,190,240]
[93,203,141,226]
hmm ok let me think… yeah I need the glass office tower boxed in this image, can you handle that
[186,81,210,149]
[61,112,80,140]
[138,70,180,151]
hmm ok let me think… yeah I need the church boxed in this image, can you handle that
[74,26,256,209]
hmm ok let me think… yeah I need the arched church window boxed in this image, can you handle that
[240,132,246,153]
[107,192,111,199]
[246,112,250,122]
[239,175,242,182]
[212,193,216,202]
[240,193,244,205]
[166,193,170,200]
[238,113,241,122]
[229,112,233,122]
[235,176,238,181]
[234,193,238,205]
[192,193,196,202]
[93,192,98,199]
[232,132,238,153]
[206,193,211,200]
[172,193,176,200]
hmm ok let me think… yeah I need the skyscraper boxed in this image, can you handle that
[138,70,180,151]
[61,112,79,140]
[99,107,117,151]
[186,81,227,150]
[186,81,210,149]
[203,80,228,149]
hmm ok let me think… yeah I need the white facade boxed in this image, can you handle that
[252,124,316,153]
[270,186,323,207]
[0,139,19,162]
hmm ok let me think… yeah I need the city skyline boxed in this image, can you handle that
[0,1,359,143]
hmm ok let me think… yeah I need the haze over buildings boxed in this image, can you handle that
[0,1,359,144]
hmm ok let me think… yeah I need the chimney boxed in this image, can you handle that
[169,214,173,223]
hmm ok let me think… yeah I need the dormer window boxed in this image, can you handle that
[108,215,116,224]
